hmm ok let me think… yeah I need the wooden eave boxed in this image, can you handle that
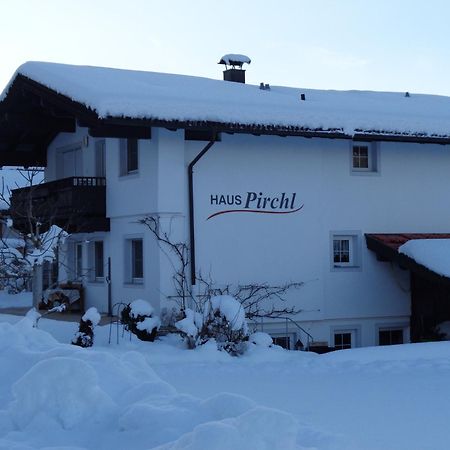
[1,74,450,167]
[0,74,88,166]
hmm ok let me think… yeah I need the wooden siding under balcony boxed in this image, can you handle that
[10,176,109,234]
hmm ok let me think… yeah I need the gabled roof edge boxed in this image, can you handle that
[2,75,450,145]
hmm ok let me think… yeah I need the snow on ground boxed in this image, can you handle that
[0,305,450,450]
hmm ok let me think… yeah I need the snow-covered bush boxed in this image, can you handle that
[0,245,30,293]
[175,295,249,355]
[175,308,204,349]
[435,321,450,340]
[121,299,161,342]
[25,307,41,328]
[72,307,101,348]
[0,223,67,296]
[248,332,273,348]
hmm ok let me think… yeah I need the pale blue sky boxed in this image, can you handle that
[1,0,450,95]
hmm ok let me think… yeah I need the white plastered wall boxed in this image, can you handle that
[47,127,450,346]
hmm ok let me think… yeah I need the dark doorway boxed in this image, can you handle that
[411,273,450,342]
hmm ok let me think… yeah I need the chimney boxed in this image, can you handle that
[218,54,251,84]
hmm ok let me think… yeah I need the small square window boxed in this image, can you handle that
[379,328,403,346]
[331,233,361,269]
[330,232,361,270]
[352,145,369,169]
[333,238,351,264]
[351,142,378,173]
[334,332,353,349]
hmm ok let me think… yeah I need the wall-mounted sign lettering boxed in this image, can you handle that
[207,192,304,220]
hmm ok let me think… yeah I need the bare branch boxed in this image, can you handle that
[139,216,193,310]
[140,216,304,321]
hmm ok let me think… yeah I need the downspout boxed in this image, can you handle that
[188,139,216,285]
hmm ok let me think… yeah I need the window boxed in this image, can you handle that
[334,332,353,350]
[351,142,378,173]
[331,232,361,269]
[75,242,83,280]
[333,328,360,349]
[352,145,369,169]
[333,238,352,265]
[94,241,104,279]
[271,333,297,350]
[125,238,143,283]
[273,336,291,349]
[95,140,106,177]
[120,138,139,175]
[43,260,57,290]
[127,139,138,173]
[332,327,359,349]
[379,328,403,346]
[131,239,143,280]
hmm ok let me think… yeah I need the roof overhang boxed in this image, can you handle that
[2,74,450,168]
[0,74,83,166]
[366,233,450,286]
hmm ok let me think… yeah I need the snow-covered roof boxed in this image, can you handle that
[3,61,450,139]
[399,239,450,278]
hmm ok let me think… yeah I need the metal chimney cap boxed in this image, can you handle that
[218,54,251,68]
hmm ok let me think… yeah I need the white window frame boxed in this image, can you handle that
[330,231,362,270]
[333,237,353,266]
[350,141,379,175]
[124,236,144,285]
[333,331,353,350]
[88,240,105,282]
[376,323,408,346]
[331,326,361,349]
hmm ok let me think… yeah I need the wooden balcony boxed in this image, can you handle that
[10,177,110,233]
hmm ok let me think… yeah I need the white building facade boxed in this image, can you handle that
[45,126,450,349]
[2,61,450,349]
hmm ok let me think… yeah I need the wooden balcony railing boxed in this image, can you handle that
[10,176,110,233]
